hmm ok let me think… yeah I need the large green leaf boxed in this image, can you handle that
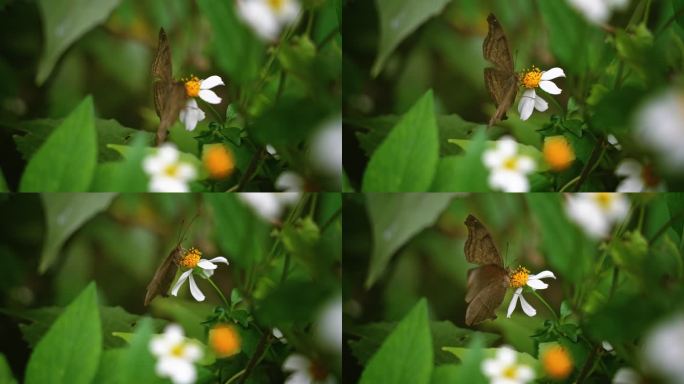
[365,193,454,288]
[91,133,150,192]
[25,283,102,384]
[362,90,439,192]
[431,129,489,191]
[39,193,116,273]
[371,0,451,76]
[0,354,17,384]
[117,318,165,384]
[359,299,432,384]
[19,96,97,192]
[36,0,122,84]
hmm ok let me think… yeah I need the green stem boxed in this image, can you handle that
[558,175,580,192]
[224,369,245,384]
[207,277,230,309]
[531,290,558,322]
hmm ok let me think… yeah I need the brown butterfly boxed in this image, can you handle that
[152,28,187,146]
[483,13,518,127]
[144,215,198,306]
[464,214,510,326]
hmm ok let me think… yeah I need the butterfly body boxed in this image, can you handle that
[152,28,187,145]
[463,214,510,326]
[144,245,182,306]
[483,13,518,127]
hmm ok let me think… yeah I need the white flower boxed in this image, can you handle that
[612,367,642,384]
[564,193,630,239]
[179,99,206,132]
[635,89,684,171]
[273,328,287,343]
[237,193,300,222]
[518,67,565,121]
[615,159,665,192]
[171,248,229,302]
[643,313,684,383]
[482,346,535,384]
[310,117,342,185]
[143,144,197,192]
[483,136,535,192]
[507,268,556,318]
[283,354,336,384]
[276,171,306,192]
[567,0,629,25]
[149,324,203,384]
[266,144,280,159]
[602,341,615,354]
[315,295,342,355]
[607,134,622,150]
[236,0,300,41]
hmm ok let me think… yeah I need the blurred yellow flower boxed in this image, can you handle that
[542,346,573,380]
[203,145,235,180]
[543,136,575,172]
[209,324,241,358]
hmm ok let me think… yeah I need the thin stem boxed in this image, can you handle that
[649,210,684,243]
[238,333,272,384]
[531,290,559,322]
[224,369,245,384]
[207,277,230,309]
[655,6,684,38]
[577,345,600,383]
[573,137,606,192]
[558,175,580,192]
[204,102,225,124]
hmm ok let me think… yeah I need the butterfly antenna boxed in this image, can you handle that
[176,210,201,245]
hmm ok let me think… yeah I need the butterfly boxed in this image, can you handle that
[151,28,187,145]
[483,13,518,127]
[144,214,198,306]
[463,214,510,326]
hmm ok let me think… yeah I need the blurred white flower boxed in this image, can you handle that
[276,171,306,192]
[483,136,535,192]
[310,117,342,185]
[612,367,642,384]
[236,0,300,41]
[507,267,556,318]
[149,324,203,384]
[171,248,229,302]
[643,313,684,383]
[615,159,665,192]
[564,193,630,239]
[315,295,342,355]
[607,134,622,150]
[273,328,287,343]
[635,89,684,171]
[266,144,280,159]
[143,144,197,192]
[283,354,336,384]
[518,67,565,121]
[482,346,535,384]
[602,341,615,354]
[238,193,300,222]
[179,99,206,131]
[567,0,629,25]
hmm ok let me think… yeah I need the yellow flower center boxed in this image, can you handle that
[521,66,542,89]
[503,157,519,171]
[185,76,201,98]
[267,0,285,11]
[209,324,241,358]
[164,163,179,178]
[542,346,573,379]
[509,266,530,288]
[179,247,201,269]
[171,343,185,357]
[543,136,575,172]
[503,365,518,379]
[593,193,614,210]
[203,145,235,180]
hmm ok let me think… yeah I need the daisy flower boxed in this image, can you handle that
[507,267,556,318]
[481,346,535,384]
[149,324,203,384]
[567,0,630,25]
[483,136,535,192]
[237,193,300,222]
[612,367,642,384]
[236,0,300,41]
[518,66,565,121]
[643,314,684,383]
[170,247,229,302]
[143,144,197,192]
[283,354,336,384]
[310,117,342,185]
[635,89,684,171]
[615,159,664,192]
[564,193,629,239]
[314,295,342,355]
[180,75,225,131]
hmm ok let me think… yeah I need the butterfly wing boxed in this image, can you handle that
[485,68,518,127]
[483,13,517,127]
[156,82,186,145]
[465,265,509,325]
[144,246,181,306]
[483,13,514,73]
[464,214,503,267]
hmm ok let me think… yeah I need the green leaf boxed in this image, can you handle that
[19,96,97,191]
[371,0,451,76]
[440,334,489,383]
[91,133,149,192]
[36,0,122,84]
[431,129,489,191]
[25,283,102,384]
[362,90,438,192]
[0,354,17,384]
[359,298,432,384]
[0,168,8,192]
[39,193,116,273]
[365,193,454,288]
[117,318,165,384]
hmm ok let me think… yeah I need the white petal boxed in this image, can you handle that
[534,94,549,112]
[615,159,642,178]
[541,67,566,81]
[197,259,217,270]
[483,149,505,169]
[517,156,536,173]
[497,346,517,365]
[188,275,205,302]
[207,256,229,266]
[516,365,535,381]
[176,163,197,182]
[529,270,556,280]
[518,294,537,317]
[526,278,549,290]
[490,170,530,193]
[198,89,222,104]
[612,367,641,384]
[182,343,203,362]
[283,354,311,372]
[482,358,504,376]
[507,288,522,317]
[518,90,536,120]
[276,171,305,192]
[200,75,224,89]
[284,371,312,384]
[497,137,518,157]
[539,80,562,95]
[149,176,190,193]
[167,359,197,384]
[179,99,205,132]
[616,177,645,193]
[171,270,192,296]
